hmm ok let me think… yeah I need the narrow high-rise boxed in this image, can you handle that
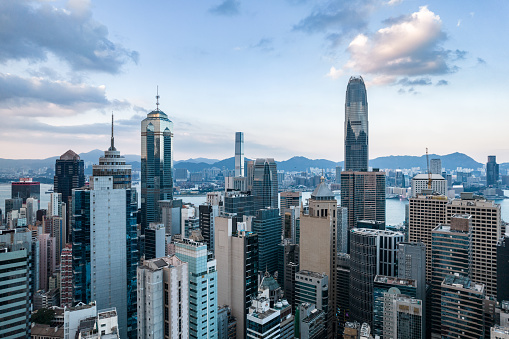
[141,92,173,233]
[251,158,278,211]
[344,76,368,172]
[235,132,244,177]
[487,155,499,187]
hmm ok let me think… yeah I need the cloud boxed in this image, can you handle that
[386,0,403,5]
[0,0,139,74]
[293,1,375,45]
[343,6,461,78]
[477,57,486,65]
[209,0,240,16]
[0,72,108,108]
[326,66,343,79]
[397,77,432,86]
[251,38,274,52]
[457,19,461,27]
[436,79,448,86]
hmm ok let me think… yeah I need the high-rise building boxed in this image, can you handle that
[349,229,404,326]
[408,192,448,281]
[0,228,32,339]
[217,306,237,339]
[344,76,368,172]
[411,173,447,197]
[282,206,300,245]
[295,271,329,313]
[60,244,73,308]
[38,233,56,291]
[90,130,139,338]
[12,177,40,203]
[300,179,338,335]
[235,132,245,177]
[160,199,182,236]
[440,274,485,339]
[72,176,129,338]
[252,208,281,275]
[175,237,218,338]
[336,253,350,336]
[224,191,255,221]
[397,242,426,302]
[215,215,259,338]
[199,204,219,253]
[337,207,348,254]
[384,295,424,339]
[447,193,501,297]
[251,158,278,211]
[298,303,326,339]
[137,255,189,339]
[246,288,281,339]
[144,223,166,260]
[280,191,301,210]
[141,93,173,233]
[340,170,385,234]
[430,215,472,333]
[278,240,299,308]
[430,158,442,175]
[487,155,500,187]
[335,166,342,184]
[498,235,509,302]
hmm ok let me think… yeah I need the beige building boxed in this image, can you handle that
[408,192,448,281]
[300,179,337,337]
[215,215,258,338]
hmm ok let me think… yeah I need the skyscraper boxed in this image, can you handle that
[344,76,368,172]
[251,158,278,211]
[487,155,499,186]
[430,158,442,175]
[141,92,173,233]
[54,150,85,203]
[235,132,244,177]
[252,208,281,275]
[11,177,40,203]
[497,235,509,302]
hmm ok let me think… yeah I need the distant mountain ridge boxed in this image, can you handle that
[0,151,493,173]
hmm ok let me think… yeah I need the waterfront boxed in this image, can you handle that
[1,183,508,226]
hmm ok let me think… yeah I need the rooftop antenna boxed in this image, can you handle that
[109,112,116,151]
[156,86,160,111]
[426,148,431,189]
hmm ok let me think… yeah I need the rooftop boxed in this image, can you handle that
[412,173,445,180]
[296,270,327,280]
[374,275,417,288]
[442,274,484,294]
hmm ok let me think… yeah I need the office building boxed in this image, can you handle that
[64,302,97,339]
[498,235,509,302]
[215,215,259,338]
[137,255,189,339]
[252,208,281,275]
[373,275,418,337]
[144,223,166,260]
[280,191,301,210]
[336,253,350,336]
[382,295,424,339]
[337,207,348,254]
[0,228,32,339]
[235,132,245,177]
[160,199,182,236]
[246,288,281,339]
[141,94,174,232]
[411,174,447,197]
[60,244,73,308]
[38,233,56,291]
[5,196,22,216]
[298,302,326,339]
[181,204,199,238]
[72,176,129,338]
[217,306,237,339]
[341,170,386,233]
[397,242,426,299]
[199,204,219,253]
[282,206,301,245]
[295,271,329,313]
[75,308,120,339]
[251,158,278,211]
[175,237,218,338]
[441,274,485,339]
[408,192,448,281]
[344,76,368,172]
[487,155,500,187]
[447,193,501,297]
[224,191,255,222]
[12,177,40,203]
[300,178,338,334]
[335,166,342,184]
[349,229,404,325]
[278,240,299,306]
[430,158,442,175]
[430,215,472,332]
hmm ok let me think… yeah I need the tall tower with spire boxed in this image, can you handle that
[141,89,174,233]
[344,76,368,172]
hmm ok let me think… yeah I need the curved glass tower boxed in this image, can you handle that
[141,94,173,233]
[344,76,368,172]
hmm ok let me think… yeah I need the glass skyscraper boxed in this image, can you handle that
[344,76,368,172]
[251,158,278,211]
[141,96,173,233]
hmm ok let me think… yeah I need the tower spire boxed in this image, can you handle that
[109,112,116,151]
[156,85,160,111]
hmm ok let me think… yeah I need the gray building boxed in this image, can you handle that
[251,158,278,211]
[344,76,368,172]
[487,155,499,187]
[498,235,509,302]
[235,132,245,177]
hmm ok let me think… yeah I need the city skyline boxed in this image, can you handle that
[0,1,508,162]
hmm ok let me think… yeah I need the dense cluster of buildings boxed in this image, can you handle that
[1,77,508,339]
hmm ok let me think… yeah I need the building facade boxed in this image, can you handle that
[344,76,368,172]
[251,158,278,211]
[252,208,281,276]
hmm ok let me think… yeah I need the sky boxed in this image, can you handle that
[1,0,508,163]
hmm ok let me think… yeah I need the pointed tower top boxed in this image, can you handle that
[109,112,116,151]
[156,85,160,111]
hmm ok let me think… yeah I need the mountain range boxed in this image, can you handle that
[0,150,505,173]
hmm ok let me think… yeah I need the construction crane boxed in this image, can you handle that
[426,148,432,189]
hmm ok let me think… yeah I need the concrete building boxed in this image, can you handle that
[295,270,329,314]
[382,295,424,339]
[341,170,386,233]
[440,274,485,339]
[60,244,73,308]
[430,159,442,175]
[349,229,404,326]
[215,215,259,338]
[411,173,447,197]
[447,193,501,297]
[235,132,245,177]
[408,192,448,281]
[280,191,301,210]
[217,306,237,339]
[298,303,326,339]
[64,302,97,339]
[175,237,217,338]
[144,223,166,260]
[0,228,32,339]
[38,232,56,291]
[491,325,509,339]
[137,256,189,339]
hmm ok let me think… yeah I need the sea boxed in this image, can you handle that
[1,183,508,225]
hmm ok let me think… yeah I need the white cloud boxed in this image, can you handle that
[457,19,461,27]
[386,0,403,6]
[326,66,343,79]
[342,6,460,79]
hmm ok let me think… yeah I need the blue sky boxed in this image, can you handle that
[1,0,508,163]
